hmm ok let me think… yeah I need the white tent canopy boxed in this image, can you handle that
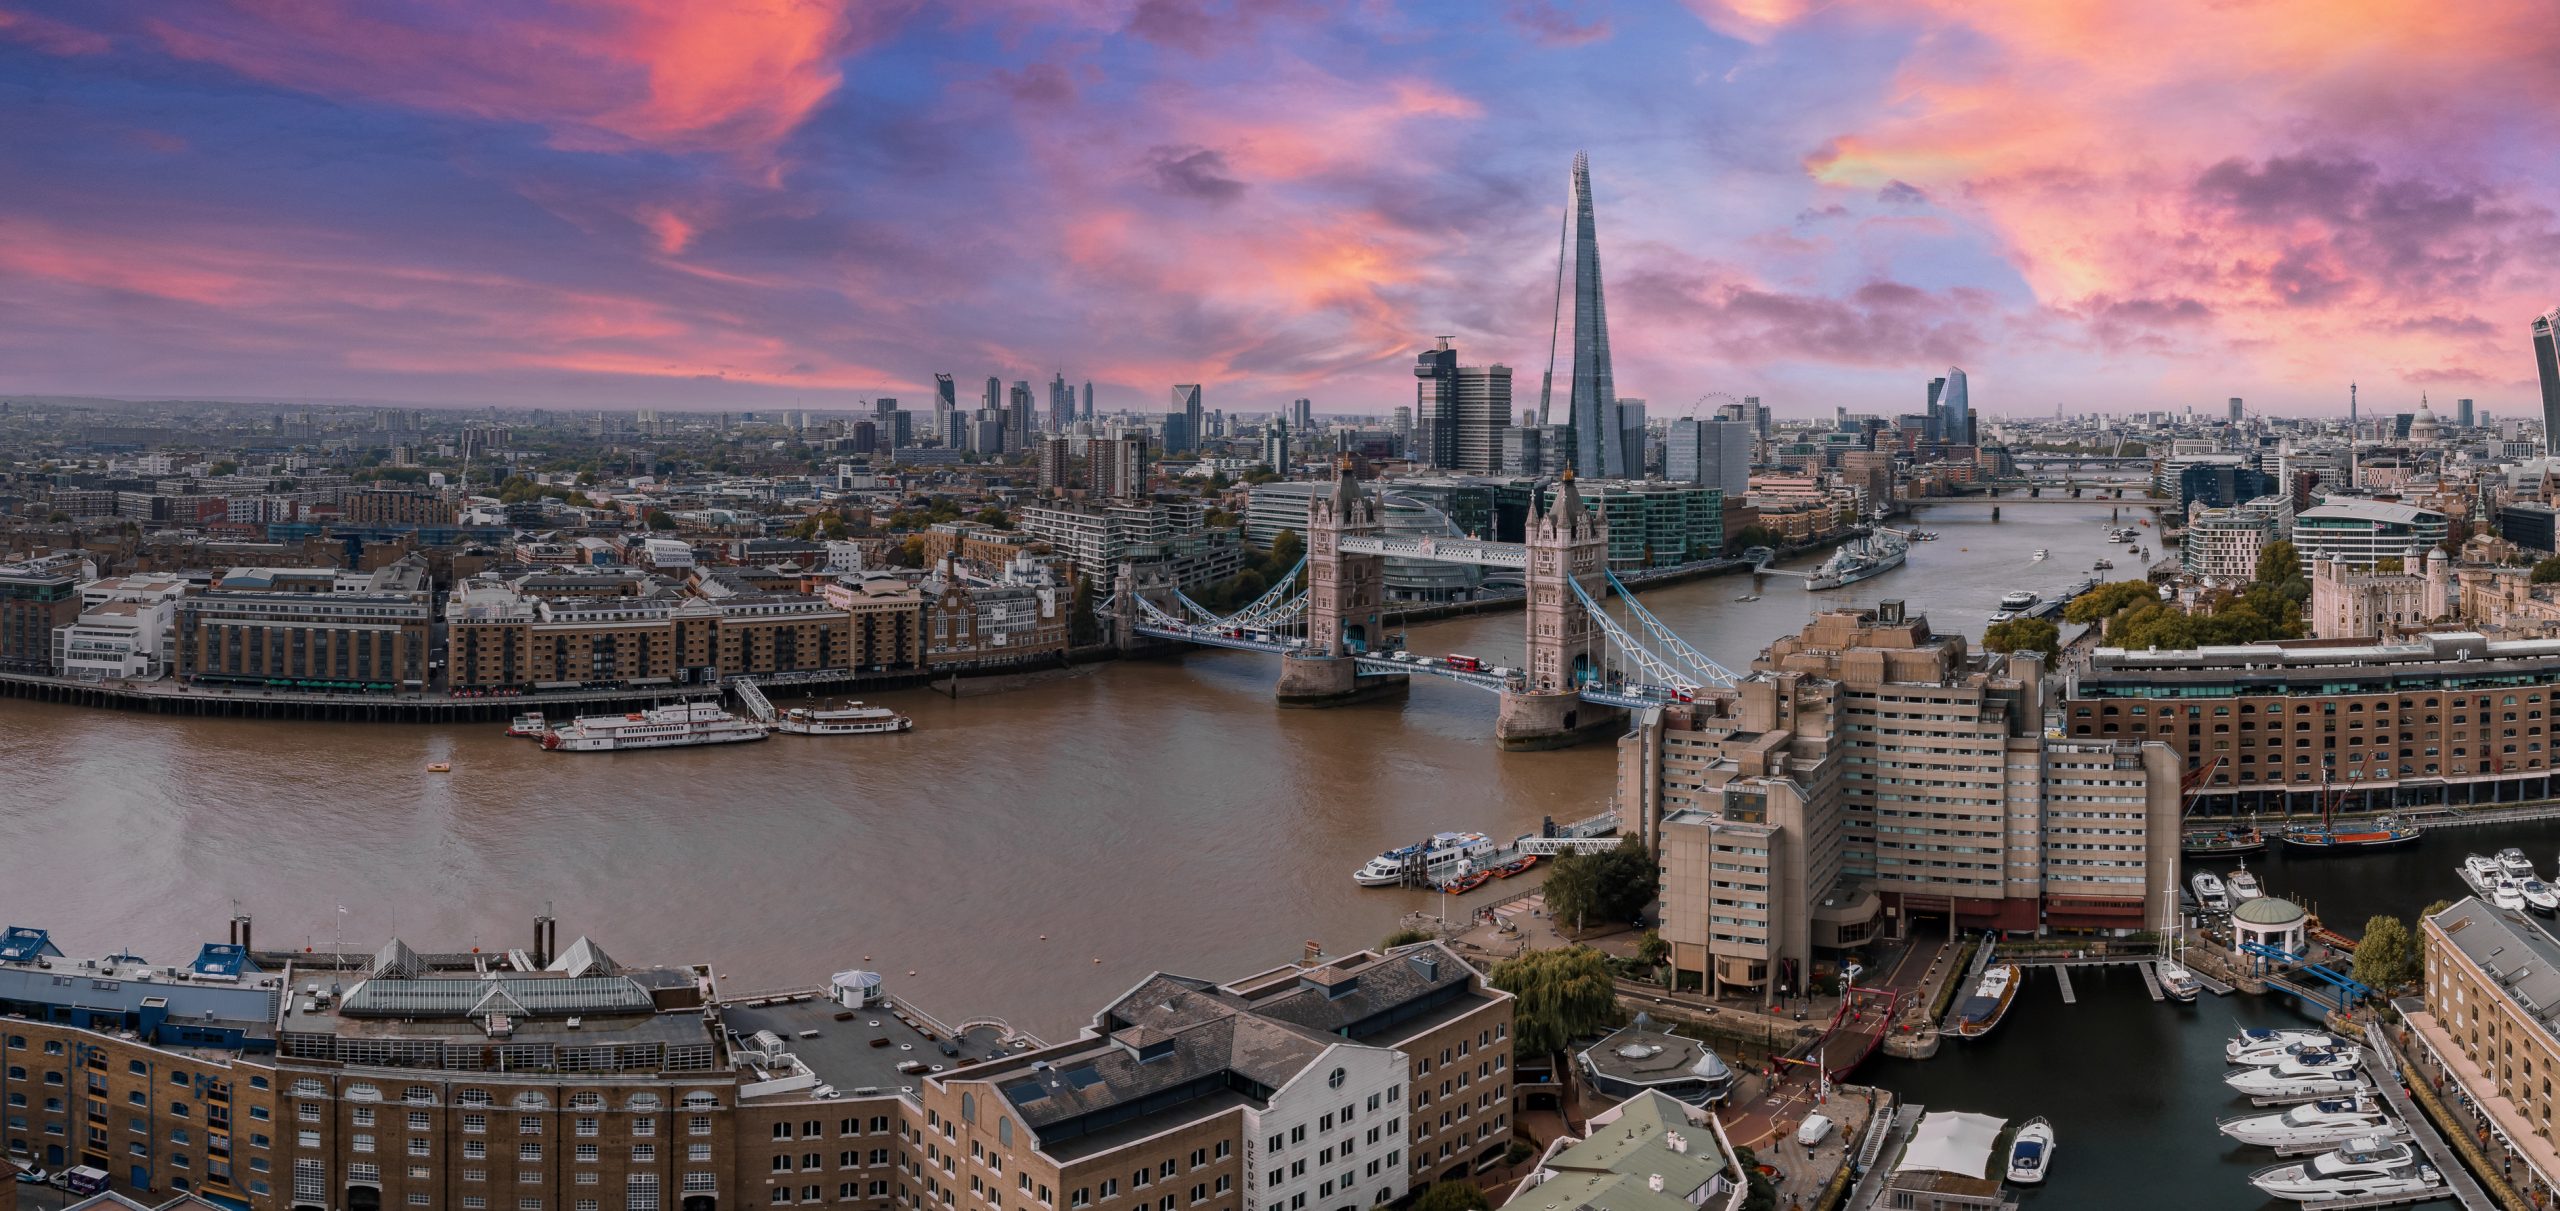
[1895,1111,2007,1180]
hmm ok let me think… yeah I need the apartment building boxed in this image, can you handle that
[174,565,433,691]
[342,490,459,527]
[2411,899,2560,1203]
[443,577,851,691]
[1628,605,2180,1002]
[0,554,88,672]
[2064,631,2560,815]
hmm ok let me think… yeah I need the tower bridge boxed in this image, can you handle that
[1101,465,1740,749]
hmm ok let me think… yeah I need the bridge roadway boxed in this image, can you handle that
[1336,533,1528,567]
[1902,495,2162,508]
[1134,620,1707,708]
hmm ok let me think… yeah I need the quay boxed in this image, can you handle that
[2353,1022,2498,1211]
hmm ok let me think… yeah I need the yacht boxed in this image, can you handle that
[2249,1138,2441,1203]
[2229,1029,2352,1065]
[2092,557,2114,571]
[2231,1038,2363,1069]
[1953,963,2022,1039]
[2462,854,2506,895]
[2156,959,2202,1003]
[2030,549,2049,561]
[772,701,913,736]
[2495,878,2529,913]
[1351,831,1497,887]
[504,711,547,738]
[541,701,769,752]
[2525,880,2560,917]
[2190,870,2228,912]
[2501,847,2537,880]
[2226,1053,2371,1103]
[2227,867,2264,902]
[2218,1093,2407,1149]
[2005,1117,2054,1185]
[1998,590,2039,611]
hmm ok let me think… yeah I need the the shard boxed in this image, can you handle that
[1561,152,1627,478]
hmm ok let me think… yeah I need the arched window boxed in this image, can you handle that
[997,1119,1012,1148]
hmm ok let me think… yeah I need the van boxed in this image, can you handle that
[64,1166,110,1196]
[1794,1114,1834,1149]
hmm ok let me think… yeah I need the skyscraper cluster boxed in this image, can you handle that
[2534,305,2560,456]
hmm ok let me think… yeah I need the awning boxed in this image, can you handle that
[1895,1110,2007,1180]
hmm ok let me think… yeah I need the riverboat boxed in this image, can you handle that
[1352,831,1496,888]
[505,712,547,738]
[1806,530,1910,591]
[2005,1118,2054,1185]
[2182,824,2267,858]
[541,701,769,752]
[772,701,912,736]
[1997,590,2038,611]
[1952,963,2021,1039]
[2248,1138,2440,1202]
[2281,815,2420,853]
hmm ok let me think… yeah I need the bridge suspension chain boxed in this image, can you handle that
[1565,575,1701,694]
[1601,569,1740,687]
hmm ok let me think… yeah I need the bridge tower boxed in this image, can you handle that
[1497,473,1623,748]
[1276,462,1406,706]
[1110,561,1183,654]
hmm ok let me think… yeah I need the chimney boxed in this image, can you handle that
[1647,1176,1663,1193]
[1301,940,1323,968]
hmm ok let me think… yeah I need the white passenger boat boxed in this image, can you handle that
[2501,847,2537,880]
[772,701,912,736]
[542,701,769,752]
[2004,1117,2054,1185]
[2495,878,2529,913]
[2248,1137,2441,1202]
[2191,870,2228,912]
[1352,831,1496,887]
[2228,1029,2351,1065]
[2227,867,2264,902]
[2225,1053,2371,1102]
[2218,1093,2406,1149]
[2030,549,2049,561]
[505,711,547,738]
[1998,590,2039,611]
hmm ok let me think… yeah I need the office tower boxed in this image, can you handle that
[1262,420,1288,471]
[1092,434,1147,498]
[1925,377,1946,443]
[1036,436,1071,491]
[1048,373,1070,433]
[1081,380,1094,422]
[2229,397,2244,425]
[1172,384,1204,454]
[1159,412,1192,458]
[1412,338,1460,469]
[1291,397,1314,434]
[1743,396,1770,441]
[933,373,957,446]
[1560,153,1628,477]
[2536,307,2560,455]
[1666,418,1750,494]
[1392,406,1412,455]
[2459,398,2475,428]
[1618,398,1647,475]
[1007,381,1033,454]
[1452,363,1515,475]
[1502,425,1571,476]
[1940,366,1972,445]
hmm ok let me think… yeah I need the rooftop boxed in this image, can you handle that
[1503,1091,1732,1211]
[1575,1021,1732,1090]
[2433,897,2560,1033]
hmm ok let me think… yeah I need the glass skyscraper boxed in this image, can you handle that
[1564,153,1629,479]
[1939,366,1972,446]
[2535,306,2560,455]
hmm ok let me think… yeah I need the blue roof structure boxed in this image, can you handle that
[0,926,63,963]
[190,942,258,979]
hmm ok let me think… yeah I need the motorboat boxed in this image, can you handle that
[1352,831,1496,887]
[2030,549,2049,561]
[2228,1029,2352,1065]
[2462,853,2506,895]
[2156,959,2202,1003]
[2218,1093,2407,1149]
[2248,1137,2440,1202]
[1998,590,2039,611]
[2226,1053,2371,1103]
[2231,1037,2362,1069]
[1987,609,2017,623]
[2226,867,2264,902]
[2494,878,2529,913]
[2525,880,2560,917]
[2501,847,2537,880]
[2092,557,2114,570]
[2005,1117,2054,1185]
[1733,594,1761,602]
[2190,870,2228,912]
[1952,963,2021,1039]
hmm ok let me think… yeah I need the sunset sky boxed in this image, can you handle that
[3,0,2556,418]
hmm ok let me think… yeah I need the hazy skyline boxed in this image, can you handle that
[2,1,2556,417]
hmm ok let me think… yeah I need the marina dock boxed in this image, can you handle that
[2358,1025,2497,1211]
[2053,965,2076,1004]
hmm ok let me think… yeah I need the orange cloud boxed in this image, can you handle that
[132,0,883,166]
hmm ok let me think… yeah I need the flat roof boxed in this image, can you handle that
[719,992,1016,1101]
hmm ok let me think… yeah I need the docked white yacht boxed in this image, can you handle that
[2502,847,2537,880]
[2226,867,2264,902]
[2226,1053,2371,1102]
[2525,880,2560,917]
[2248,1138,2441,1202]
[2156,960,2202,1003]
[541,701,769,752]
[2228,1029,2352,1065]
[2495,878,2529,913]
[2461,854,2505,895]
[2030,549,2049,561]
[1352,831,1496,887]
[2191,870,2229,912]
[1998,590,2039,611]
[2218,1093,2407,1149]
[2004,1118,2054,1185]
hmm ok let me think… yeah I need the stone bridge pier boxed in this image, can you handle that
[1277,464,1407,707]
[1497,474,1622,750]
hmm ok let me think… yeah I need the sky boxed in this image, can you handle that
[1,0,2557,420]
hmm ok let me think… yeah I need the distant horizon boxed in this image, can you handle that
[3,5,2555,415]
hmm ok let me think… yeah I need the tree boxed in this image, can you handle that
[1735,1147,1778,1211]
[1380,927,1437,949]
[2062,580,2156,628]
[1069,578,1102,646]
[2532,556,2560,585]
[2351,915,2420,992]
[2255,539,2301,587]
[210,460,238,476]
[1635,930,1669,968]
[1487,947,1618,1057]
[1543,839,1656,931]
[973,506,1014,530]
[1269,529,1305,572]
[888,537,926,568]
[1408,1184,1488,1211]
[2413,900,2452,976]
[1728,524,1782,553]
[1983,616,2060,659]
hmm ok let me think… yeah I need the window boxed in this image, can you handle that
[523,1143,544,1161]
